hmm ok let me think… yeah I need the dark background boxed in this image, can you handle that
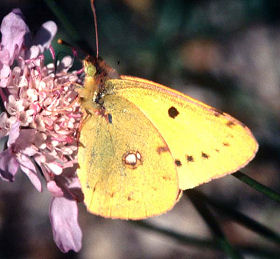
[0,0,280,258]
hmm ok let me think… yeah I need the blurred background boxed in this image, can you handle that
[0,0,280,258]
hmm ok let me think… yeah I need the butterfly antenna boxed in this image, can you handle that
[90,0,99,58]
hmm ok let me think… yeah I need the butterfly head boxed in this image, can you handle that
[84,55,119,79]
[78,55,120,112]
[83,56,97,77]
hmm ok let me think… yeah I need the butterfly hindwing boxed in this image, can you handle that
[78,95,179,219]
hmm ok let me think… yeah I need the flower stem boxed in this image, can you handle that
[232,171,280,203]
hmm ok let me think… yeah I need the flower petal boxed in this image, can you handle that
[47,162,63,175]
[7,121,20,146]
[14,128,36,151]
[19,154,41,191]
[57,56,73,72]
[49,197,82,253]
[25,45,40,59]
[0,112,11,138]
[47,180,64,197]
[53,166,84,202]
[0,63,11,87]
[0,49,10,66]
[0,149,19,181]
[33,21,57,53]
[0,9,30,64]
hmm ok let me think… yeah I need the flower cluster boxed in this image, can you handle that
[0,9,83,252]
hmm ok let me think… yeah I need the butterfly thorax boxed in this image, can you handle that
[78,55,120,115]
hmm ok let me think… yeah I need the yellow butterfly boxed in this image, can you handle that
[76,55,258,220]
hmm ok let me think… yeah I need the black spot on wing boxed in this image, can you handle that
[226,121,235,128]
[168,106,179,118]
[186,155,194,162]
[211,107,224,117]
[127,192,134,201]
[201,152,209,159]
[175,159,182,167]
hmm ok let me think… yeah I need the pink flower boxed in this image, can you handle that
[0,9,83,253]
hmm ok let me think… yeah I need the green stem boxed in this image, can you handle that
[131,220,280,257]
[233,171,280,203]
[187,189,280,245]
[187,190,242,259]
[131,220,217,249]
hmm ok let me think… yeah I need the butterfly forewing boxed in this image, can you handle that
[107,76,258,190]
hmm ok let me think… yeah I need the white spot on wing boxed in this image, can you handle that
[125,153,137,165]
[136,151,141,160]
[122,150,143,169]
